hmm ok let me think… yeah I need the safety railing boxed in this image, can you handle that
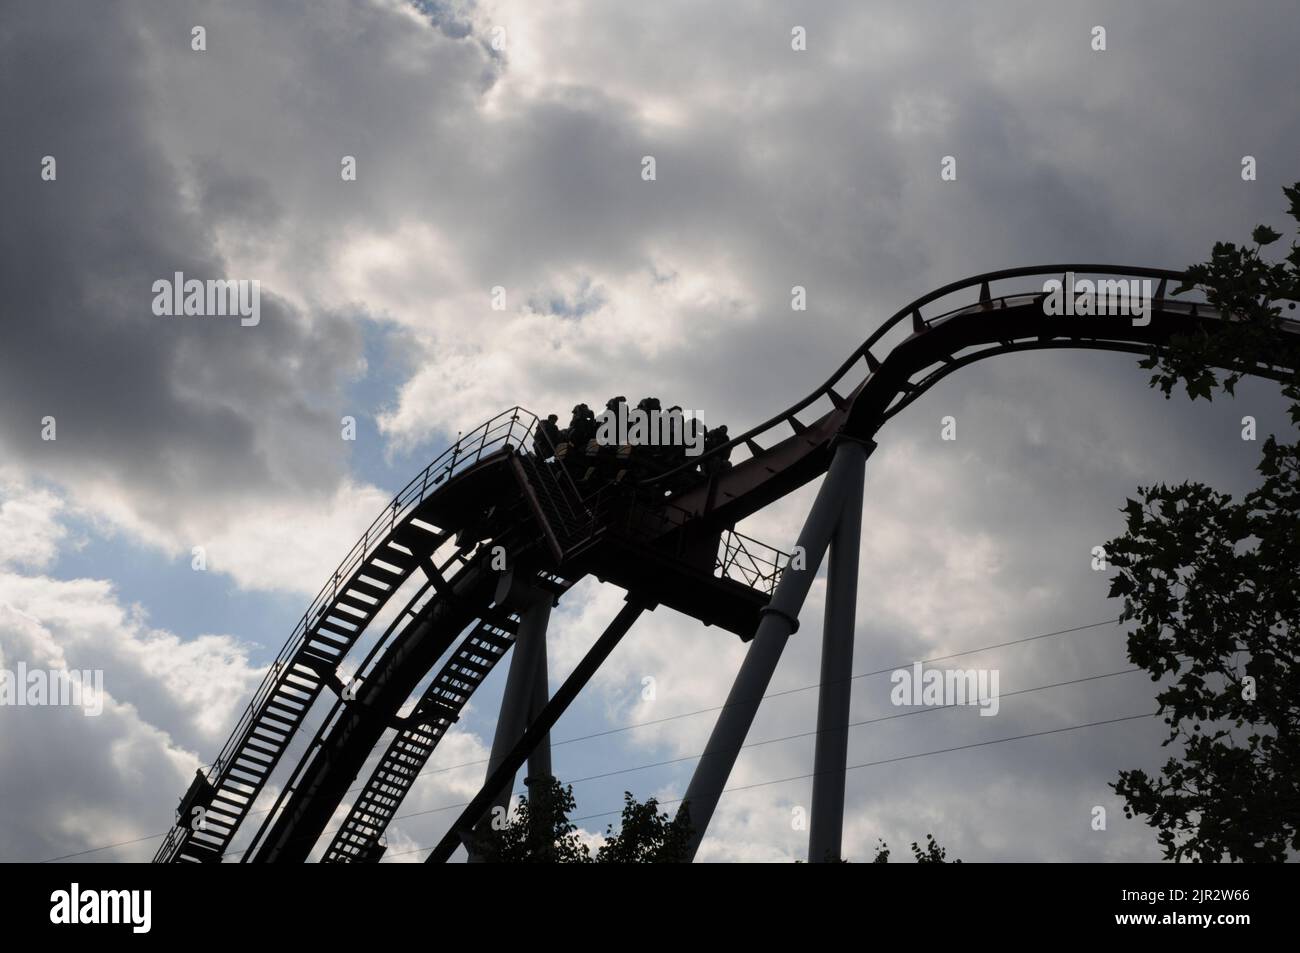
[595,488,789,594]
[160,407,549,859]
[640,264,1224,488]
[717,528,788,595]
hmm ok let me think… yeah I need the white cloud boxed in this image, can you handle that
[0,577,264,861]
[0,474,71,572]
[0,480,265,861]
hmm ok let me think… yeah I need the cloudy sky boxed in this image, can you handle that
[2,0,1297,863]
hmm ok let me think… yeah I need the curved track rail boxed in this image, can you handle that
[156,264,1299,863]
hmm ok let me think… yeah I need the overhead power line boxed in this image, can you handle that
[29,616,1123,864]
[379,709,1159,861]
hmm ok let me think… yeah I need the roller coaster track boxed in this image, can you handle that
[155,264,1299,863]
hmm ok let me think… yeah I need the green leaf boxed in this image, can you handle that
[1252,225,1283,246]
[1283,183,1300,223]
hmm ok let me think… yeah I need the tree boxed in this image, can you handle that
[468,777,693,863]
[871,834,960,863]
[466,778,591,863]
[1105,183,1300,861]
[597,793,693,863]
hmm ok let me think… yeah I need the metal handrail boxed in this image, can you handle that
[718,528,788,594]
[597,487,789,594]
[158,406,546,860]
[641,264,1219,487]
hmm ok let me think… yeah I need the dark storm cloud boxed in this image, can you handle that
[0,3,362,514]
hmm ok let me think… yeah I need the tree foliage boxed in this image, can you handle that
[1142,183,1300,408]
[1105,183,1300,861]
[597,792,693,863]
[468,777,693,863]
[466,778,592,863]
[870,834,960,863]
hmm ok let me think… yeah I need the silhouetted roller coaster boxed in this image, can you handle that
[153,265,1300,864]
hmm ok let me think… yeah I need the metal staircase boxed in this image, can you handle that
[154,408,548,863]
[319,612,520,863]
[515,451,596,559]
[322,569,575,863]
[156,521,442,862]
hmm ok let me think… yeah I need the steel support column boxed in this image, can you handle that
[679,437,872,860]
[526,622,552,782]
[465,591,551,862]
[485,594,551,814]
[807,445,866,862]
